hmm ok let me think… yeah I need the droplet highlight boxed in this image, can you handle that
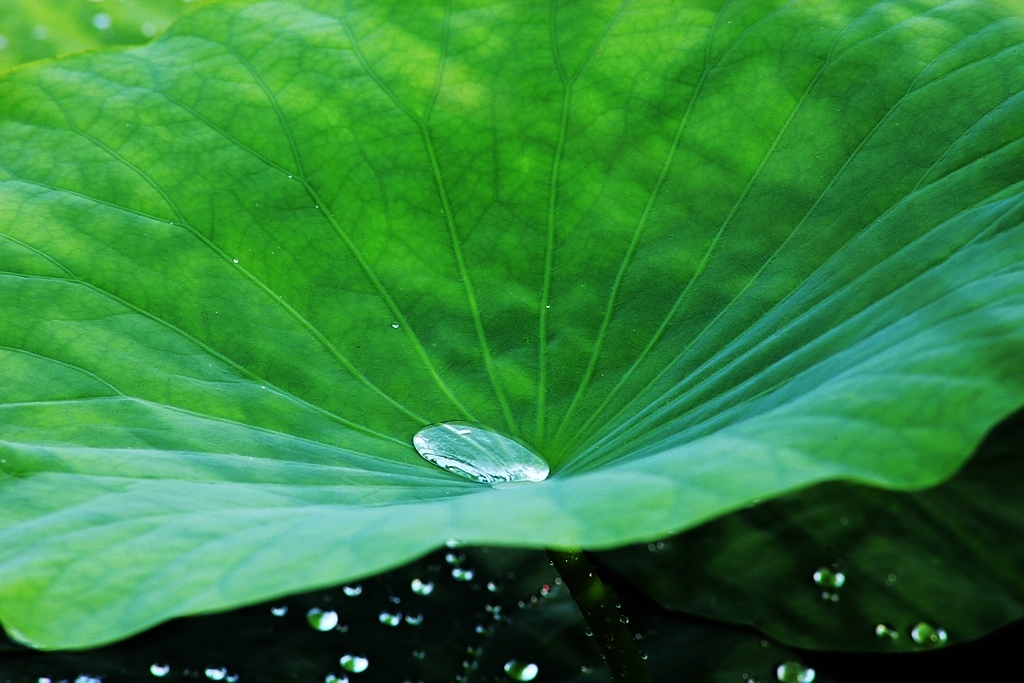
[504,660,539,682]
[307,608,339,631]
[340,655,369,674]
[910,621,948,647]
[378,611,402,627]
[412,422,549,484]
[874,623,900,640]
[411,578,434,596]
[150,664,171,678]
[775,661,815,683]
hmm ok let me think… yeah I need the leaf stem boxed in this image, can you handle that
[547,549,652,683]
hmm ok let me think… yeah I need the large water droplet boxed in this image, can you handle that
[411,578,434,596]
[910,622,948,647]
[412,423,549,484]
[504,660,539,682]
[776,661,815,683]
[307,608,339,631]
[340,655,369,674]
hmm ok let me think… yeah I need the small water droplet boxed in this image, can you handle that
[485,604,501,615]
[270,605,288,617]
[910,622,948,647]
[150,664,171,678]
[445,551,466,566]
[619,615,629,624]
[580,665,593,674]
[885,573,897,586]
[378,611,402,627]
[775,661,815,683]
[33,25,49,40]
[451,567,475,582]
[92,13,112,30]
[232,258,239,264]
[391,322,399,329]
[411,578,434,596]
[487,580,502,593]
[307,608,339,631]
[504,660,539,682]
[339,655,369,674]
[413,422,549,484]
[445,539,462,548]
[343,584,363,597]
[325,675,349,683]
[404,613,424,625]
[0,35,9,50]
[874,623,900,640]
[141,22,158,37]
[812,567,845,590]
[205,667,227,681]
[412,650,426,660]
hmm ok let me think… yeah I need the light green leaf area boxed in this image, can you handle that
[0,0,197,74]
[0,0,1022,648]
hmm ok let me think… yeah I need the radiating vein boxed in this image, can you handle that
[0,227,403,444]
[571,12,1015,448]
[338,6,514,431]
[537,0,627,443]
[216,38,472,423]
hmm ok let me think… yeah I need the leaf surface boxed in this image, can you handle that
[0,0,1023,647]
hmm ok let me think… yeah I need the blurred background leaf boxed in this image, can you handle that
[0,0,200,73]
[599,408,1024,653]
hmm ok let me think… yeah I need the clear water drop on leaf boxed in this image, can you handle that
[411,578,434,596]
[342,584,363,597]
[269,605,288,617]
[504,660,539,681]
[325,675,349,683]
[150,664,171,677]
[445,551,466,566]
[776,661,815,683]
[204,667,227,681]
[306,608,339,631]
[340,655,369,674]
[910,622,948,647]
[404,613,424,625]
[412,423,549,484]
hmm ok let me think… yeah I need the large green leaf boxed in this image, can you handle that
[0,0,1022,649]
